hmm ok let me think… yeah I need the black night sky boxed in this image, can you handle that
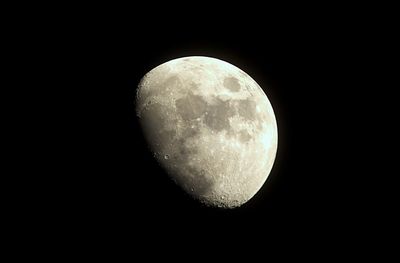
[28,5,387,256]
[74,24,350,233]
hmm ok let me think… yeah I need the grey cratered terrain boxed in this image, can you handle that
[136,56,278,208]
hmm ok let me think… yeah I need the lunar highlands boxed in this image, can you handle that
[136,56,278,208]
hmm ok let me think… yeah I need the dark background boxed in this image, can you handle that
[69,20,355,236]
[16,4,391,257]
[68,18,348,230]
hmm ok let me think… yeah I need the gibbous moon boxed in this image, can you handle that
[136,56,278,208]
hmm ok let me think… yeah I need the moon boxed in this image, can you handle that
[135,56,278,208]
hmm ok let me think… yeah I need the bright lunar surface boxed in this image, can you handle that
[136,56,278,208]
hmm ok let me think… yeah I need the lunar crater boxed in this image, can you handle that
[223,76,241,92]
